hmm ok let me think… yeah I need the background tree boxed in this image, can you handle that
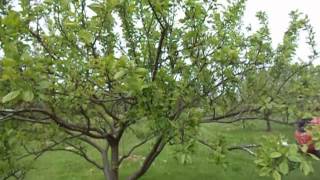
[0,0,319,180]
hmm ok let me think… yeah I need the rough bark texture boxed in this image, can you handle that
[101,139,120,180]
[110,142,119,180]
[102,150,112,180]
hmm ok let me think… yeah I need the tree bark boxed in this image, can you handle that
[266,118,271,131]
[265,111,272,132]
[110,141,120,180]
[102,140,120,180]
[102,150,112,180]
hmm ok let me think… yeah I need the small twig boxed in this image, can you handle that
[119,134,156,164]
[196,138,260,156]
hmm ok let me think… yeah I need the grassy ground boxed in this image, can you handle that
[25,121,320,180]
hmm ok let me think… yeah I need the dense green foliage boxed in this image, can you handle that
[0,0,319,180]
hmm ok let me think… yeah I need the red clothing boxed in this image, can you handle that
[294,116,320,153]
[295,131,312,144]
[294,131,315,152]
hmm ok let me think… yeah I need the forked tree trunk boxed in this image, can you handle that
[101,137,166,180]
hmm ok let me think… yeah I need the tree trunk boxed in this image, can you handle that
[286,107,289,124]
[265,111,272,132]
[266,118,271,131]
[102,151,112,180]
[242,119,246,129]
[102,141,120,180]
[110,143,119,180]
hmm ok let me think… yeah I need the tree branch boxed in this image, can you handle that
[151,27,167,81]
[196,138,259,156]
[0,108,107,139]
[201,107,261,123]
[119,134,155,164]
[28,29,58,60]
[128,136,167,180]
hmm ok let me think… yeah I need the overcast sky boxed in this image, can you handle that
[243,0,320,64]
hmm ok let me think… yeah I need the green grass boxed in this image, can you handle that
[25,122,320,180]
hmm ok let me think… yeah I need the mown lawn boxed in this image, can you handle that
[25,122,320,180]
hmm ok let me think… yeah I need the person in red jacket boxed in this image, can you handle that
[295,117,320,157]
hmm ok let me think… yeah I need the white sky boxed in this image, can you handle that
[243,0,320,64]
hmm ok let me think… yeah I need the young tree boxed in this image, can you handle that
[0,0,318,180]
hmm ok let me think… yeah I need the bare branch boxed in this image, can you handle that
[119,134,155,164]
[128,136,167,180]
[0,108,107,139]
[196,138,259,156]
[152,27,167,81]
[90,98,121,122]
[201,107,261,123]
[147,0,166,29]
[28,29,58,60]
[19,134,103,169]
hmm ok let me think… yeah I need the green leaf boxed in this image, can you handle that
[272,170,281,180]
[2,90,21,103]
[64,21,77,28]
[301,144,308,153]
[88,3,103,14]
[38,94,49,101]
[79,30,92,44]
[3,42,19,59]
[259,167,271,176]
[117,56,128,67]
[114,70,126,80]
[2,11,21,28]
[300,161,312,176]
[2,58,16,67]
[22,90,34,102]
[136,68,147,76]
[315,142,320,150]
[254,159,267,166]
[266,103,273,109]
[279,160,289,175]
[288,154,301,162]
[270,152,282,158]
[38,80,51,89]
